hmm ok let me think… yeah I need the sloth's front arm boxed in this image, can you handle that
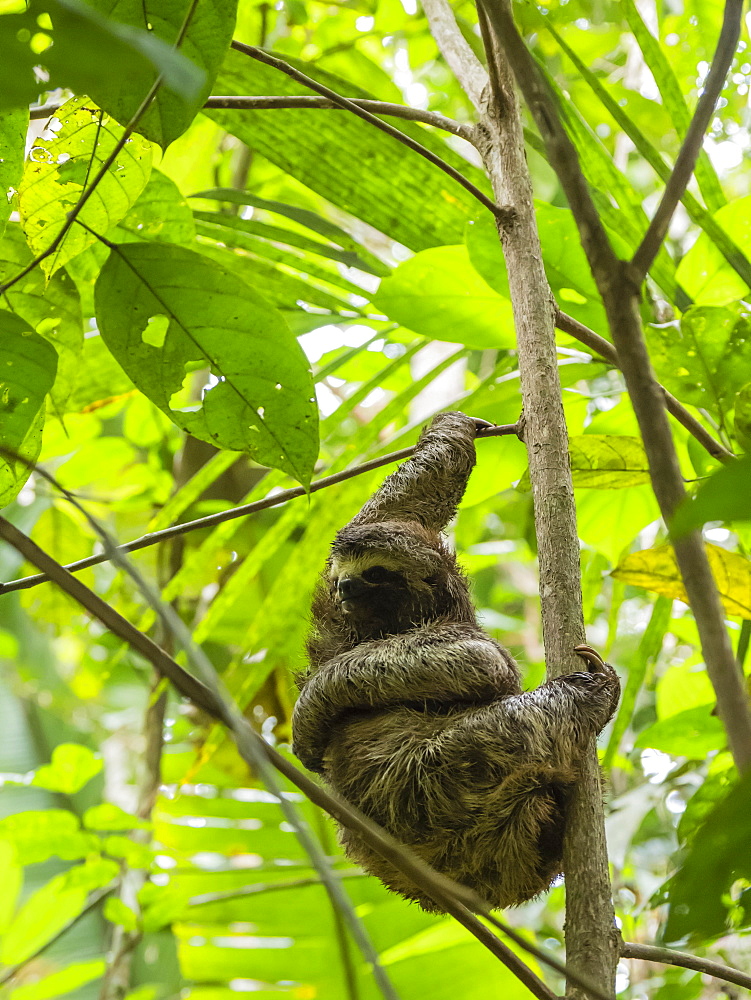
[292,624,519,773]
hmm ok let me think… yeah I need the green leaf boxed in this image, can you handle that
[646,306,751,421]
[84,803,151,831]
[0,840,22,934]
[635,705,725,757]
[619,0,725,213]
[374,245,515,349]
[193,210,385,277]
[0,108,26,238]
[466,203,609,334]
[0,223,83,409]
[675,195,751,305]
[671,453,751,537]
[4,958,106,1000]
[112,168,196,245]
[665,769,751,941]
[0,310,58,508]
[0,810,99,864]
[19,97,152,277]
[612,542,751,618]
[0,858,117,964]
[94,242,318,485]
[206,48,491,251]
[736,382,751,452]
[104,896,139,931]
[191,188,389,276]
[83,0,236,146]
[0,0,204,115]
[31,743,102,793]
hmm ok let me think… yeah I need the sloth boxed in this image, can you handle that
[292,411,619,912]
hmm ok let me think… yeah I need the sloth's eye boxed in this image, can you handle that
[362,566,390,584]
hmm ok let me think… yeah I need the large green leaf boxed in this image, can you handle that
[94,242,318,484]
[19,97,152,276]
[0,0,204,114]
[0,311,58,507]
[374,245,515,348]
[206,48,491,251]
[84,0,238,146]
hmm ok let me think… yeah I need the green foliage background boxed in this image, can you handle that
[0,0,751,997]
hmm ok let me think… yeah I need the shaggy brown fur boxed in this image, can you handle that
[292,411,619,912]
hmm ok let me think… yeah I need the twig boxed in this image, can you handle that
[420,0,489,110]
[229,41,513,225]
[31,97,471,139]
[480,0,751,773]
[631,0,744,279]
[555,310,733,464]
[0,424,519,596]
[620,941,751,991]
[0,512,612,1000]
[189,870,366,906]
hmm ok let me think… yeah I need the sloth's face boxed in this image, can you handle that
[329,551,437,636]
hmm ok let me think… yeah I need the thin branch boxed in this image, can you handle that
[631,0,744,280]
[0,423,519,596]
[204,96,472,138]
[189,870,366,906]
[0,512,613,1000]
[555,310,734,464]
[620,941,751,991]
[31,97,471,139]
[420,0,489,110]
[480,0,751,775]
[229,41,513,225]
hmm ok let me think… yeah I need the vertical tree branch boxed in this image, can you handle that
[424,1,620,995]
[480,0,751,774]
[420,0,489,110]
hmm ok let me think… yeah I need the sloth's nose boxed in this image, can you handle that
[337,576,369,600]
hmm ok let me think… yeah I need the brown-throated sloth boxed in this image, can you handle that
[292,411,619,912]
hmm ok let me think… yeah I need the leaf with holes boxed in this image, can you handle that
[19,97,152,277]
[0,310,59,508]
[94,242,318,485]
[612,542,751,618]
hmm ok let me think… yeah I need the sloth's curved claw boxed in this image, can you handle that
[574,643,607,673]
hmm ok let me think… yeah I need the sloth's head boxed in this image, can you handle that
[327,520,475,637]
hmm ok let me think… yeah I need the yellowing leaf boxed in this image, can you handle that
[613,542,751,618]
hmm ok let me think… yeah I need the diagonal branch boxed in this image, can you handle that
[420,0,489,110]
[631,0,744,280]
[229,41,512,224]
